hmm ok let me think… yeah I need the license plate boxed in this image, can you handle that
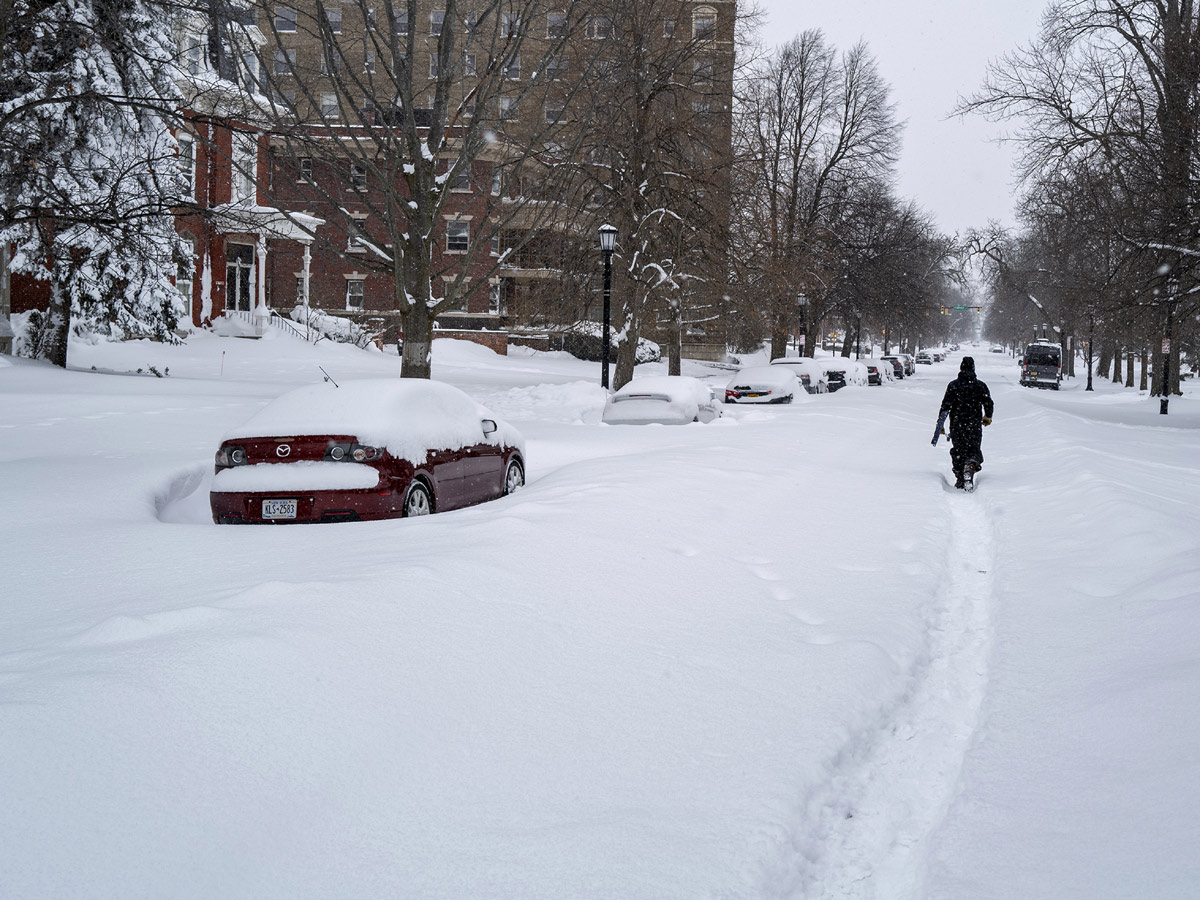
[262,499,297,519]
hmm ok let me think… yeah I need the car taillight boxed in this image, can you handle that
[725,389,736,399]
[326,442,382,462]
[215,445,248,468]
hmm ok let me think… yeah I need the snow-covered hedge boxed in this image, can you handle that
[289,306,376,348]
[563,321,660,364]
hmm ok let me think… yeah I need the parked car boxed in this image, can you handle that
[894,352,916,375]
[602,375,723,425]
[1019,341,1063,389]
[990,345,1005,353]
[861,358,894,385]
[820,358,870,390]
[210,379,525,524]
[769,356,830,393]
[880,355,905,379]
[916,351,934,365]
[725,366,799,403]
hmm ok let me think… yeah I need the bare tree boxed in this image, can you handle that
[733,31,901,358]
[228,0,600,377]
[960,0,1200,406]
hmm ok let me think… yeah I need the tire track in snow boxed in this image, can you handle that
[772,491,995,900]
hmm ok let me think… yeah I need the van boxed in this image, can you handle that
[1020,341,1062,389]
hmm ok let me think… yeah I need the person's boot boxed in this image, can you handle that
[963,460,979,491]
[954,471,965,489]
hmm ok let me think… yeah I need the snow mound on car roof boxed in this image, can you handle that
[224,379,523,465]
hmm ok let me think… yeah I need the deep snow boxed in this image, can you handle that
[1,334,1197,899]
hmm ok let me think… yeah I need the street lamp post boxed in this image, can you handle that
[598,224,617,388]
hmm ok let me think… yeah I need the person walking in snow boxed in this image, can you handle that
[939,356,994,489]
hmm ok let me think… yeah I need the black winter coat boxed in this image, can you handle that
[939,372,994,448]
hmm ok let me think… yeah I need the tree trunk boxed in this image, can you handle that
[1140,347,1148,391]
[769,326,788,361]
[1112,346,1123,383]
[44,266,71,368]
[1125,347,1134,387]
[1151,333,1164,396]
[1097,343,1111,381]
[1170,315,1182,395]
[400,304,434,379]
[840,329,852,357]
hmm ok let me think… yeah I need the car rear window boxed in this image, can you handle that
[1026,347,1060,365]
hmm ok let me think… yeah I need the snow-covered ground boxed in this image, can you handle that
[1,334,1197,899]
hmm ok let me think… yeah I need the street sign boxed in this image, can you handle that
[952,305,970,310]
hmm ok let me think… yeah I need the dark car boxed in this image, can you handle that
[880,356,905,379]
[210,379,525,523]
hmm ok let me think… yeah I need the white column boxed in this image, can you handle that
[302,240,312,341]
[254,234,269,335]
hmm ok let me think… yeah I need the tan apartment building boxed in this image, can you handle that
[245,0,736,343]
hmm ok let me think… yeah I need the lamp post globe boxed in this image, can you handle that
[598,224,617,388]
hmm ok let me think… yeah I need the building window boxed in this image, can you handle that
[364,50,376,73]
[274,49,295,75]
[506,55,520,80]
[587,16,610,39]
[693,58,713,84]
[431,9,444,35]
[491,169,501,195]
[499,97,518,121]
[430,53,439,77]
[325,7,341,33]
[177,131,195,198]
[692,99,712,116]
[446,220,469,252]
[544,105,564,123]
[547,55,567,79]
[346,279,365,309]
[232,132,257,203]
[351,162,366,190]
[489,281,503,314]
[463,52,476,76]
[177,235,195,310]
[321,92,338,118]
[664,18,676,38]
[321,44,340,74]
[367,8,377,28]
[451,166,470,191]
[299,156,313,182]
[501,13,520,37]
[275,7,297,32]
[186,36,203,75]
[395,11,408,34]
[547,11,566,37]
[490,233,500,256]
[693,8,716,40]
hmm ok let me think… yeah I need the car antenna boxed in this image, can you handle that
[319,366,339,387]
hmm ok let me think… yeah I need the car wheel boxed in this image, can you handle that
[503,458,525,495]
[403,481,433,517]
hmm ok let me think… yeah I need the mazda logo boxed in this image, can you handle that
[276,444,291,458]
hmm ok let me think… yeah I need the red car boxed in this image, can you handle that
[210,379,525,523]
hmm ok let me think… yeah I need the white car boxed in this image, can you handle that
[724,366,800,404]
[860,358,895,385]
[820,359,870,390]
[602,375,724,425]
[769,356,829,393]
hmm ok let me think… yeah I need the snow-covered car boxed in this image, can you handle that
[769,356,829,393]
[602,375,723,425]
[861,358,894,385]
[880,355,905,379]
[210,379,525,524]
[916,351,934,365]
[724,366,799,404]
[820,358,869,391]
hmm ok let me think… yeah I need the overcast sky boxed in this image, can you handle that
[753,0,1051,236]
